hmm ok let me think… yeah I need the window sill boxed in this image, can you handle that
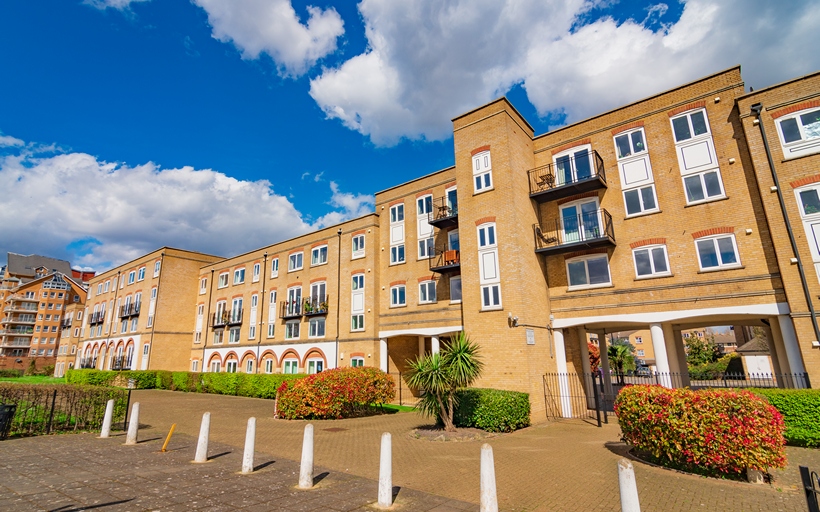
[310,262,328,268]
[252,278,260,284]
[351,329,365,333]
[624,209,662,220]
[684,195,728,208]
[351,254,365,260]
[634,273,674,281]
[473,187,494,196]
[233,281,245,286]
[697,265,745,274]
[288,268,303,273]
[389,261,406,266]
[567,283,614,292]
[781,141,820,162]
[390,304,407,309]
[418,301,437,306]
[479,306,503,312]
[449,300,462,305]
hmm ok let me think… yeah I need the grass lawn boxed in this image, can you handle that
[0,376,66,385]
[379,403,415,413]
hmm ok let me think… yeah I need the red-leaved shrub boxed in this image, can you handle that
[277,367,395,419]
[615,385,786,476]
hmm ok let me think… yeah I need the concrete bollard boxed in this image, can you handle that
[193,412,210,463]
[617,458,641,512]
[99,399,114,438]
[479,443,498,512]
[298,423,314,489]
[124,402,140,445]
[241,417,256,474]
[377,432,392,508]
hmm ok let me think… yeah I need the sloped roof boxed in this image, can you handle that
[736,336,770,354]
[6,253,72,279]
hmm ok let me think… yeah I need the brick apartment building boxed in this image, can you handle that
[71,66,820,419]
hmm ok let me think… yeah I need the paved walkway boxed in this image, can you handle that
[2,389,819,511]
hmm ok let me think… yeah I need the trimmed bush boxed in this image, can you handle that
[454,388,530,432]
[616,385,786,477]
[236,374,302,399]
[66,369,117,386]
[0,369,24,378]
[752,388,820,448]
[277,367,395,419]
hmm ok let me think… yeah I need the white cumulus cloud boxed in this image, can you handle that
[193,0,345,78]
[83,0,150,10]
[309,0,820,146]
[313,181,375,228]
[0,138,369,270]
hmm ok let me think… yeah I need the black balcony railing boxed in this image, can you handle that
[119,302,141,318]
[427,196,459,229]
[280,300,302,319]
[303,296,329,316]
[60,319,72,329]
[429,248,460,273]
[212,311,228,328]
[228,308,243,326]
[533,208,615,255]
[88,311,105,325]
[79,358,96,369]
[110,356,132,371]
[528,150,607,202]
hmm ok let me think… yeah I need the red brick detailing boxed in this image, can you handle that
[215,297,227,302]
[471,145,491,156]
[351,229,366,237]
[563,248,609,260]
[389,280,406,287]
[416,189,433,198]
[444,181,457,189]
[349,352,365,358]
[288,248,303,255]
[771,100,820,120]
[611,121,645,136]
[231,293,243,299]
[691,227,734,239]
[351,269,365,275]
[790,174,820,189]
[629,238,667,249]
[310,277,326,284]
[311,241,327,249]
[268,286,277,291]
[668,101,707,117]
[288,282,302,287]
[475,216,496,226]
[233,265,245,270]
[417,275,436,283]
[389,199,405,207]
[557,191,600,206]
[551,138,591,156]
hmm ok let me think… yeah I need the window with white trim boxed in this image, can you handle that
[390,245,405,265]
[226,360,237,373]
[103,280,110,293]
[390,204,404,223]
[153,261,161,277]
[288,252,303,272]
[252,263,260,283]
[449,276,462,303]
[213,330,224,345]
[477,222,501,309]
[270,258,279,278]
[481,284,501,309]
[245,359,254,373]
[351,273,364,332]
[351,356,364,367]
[417,195,433,216]
[777,107,820,159]
[137,267,145,281]
[191,360,199,372]
[637,349,645,357]
[210,360,221,373]
[233,268,245,284]
[309,317,326,338]
[419,280,436,304]
[553,144,593,187]
[199,277,207,294]
[683,170,724,204]
[695,234,740,271]
[218,272,229,288]
[670,108,725,205]
[351,314,364,331]
[248,293,258,340]
[795,184,820,282]
[418,237,434,259]
[307,359,324,374]
[311,245,328,266]
[566,253,612,290]
[285,320,300,339]
[267,290,276,338]
[283,359,299,374]
[635,336,643,344]
[128,271,136,284]
[473,151,493,193]
[390,285,406,307]
[632,245,671,278]
[352,234,365,259]
[265,359,273,373]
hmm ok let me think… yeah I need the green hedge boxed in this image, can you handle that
[0,369,24,378]
[752,388,820,447]
[65,369,305,399]
[453,388,530,432]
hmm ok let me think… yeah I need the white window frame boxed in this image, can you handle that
[308,317,326,338]
[623,184,659,217]
[480,284,501,309]
[472,150,493,193]
[566,253,612,291]
[288,252,303,272]
[199,277,207,294]
[217,272,229,289]
[351,356,365,368]
[265,359,274,374]
[418,236,434,259]
[632,245,671,279]
[419,280,436,304]
[794,184,820,281]
[307,359,324,375]
[226,360,238,373]
[270,258,279,278]
[137,267,145,281]
[210,361,221,373]
[390,285,406,307]
[682,169,725,205]
[285,320,300,340]
[352,234,365,259]
[776,106,820,160]
[191,360,199,372]
[351,314,365,332]
[128,271,136,285]
[477,224,497,249]
[390,244,405,265]
[245,359,254,373]
[233,268,245,285]
[283,359,298,374]
[311,245,328,266]
[252,263,260,283]
[389,204,404,223]
[695,234,741,271]
[153,261,161,277]
[671,108,712,143]
[552,144,594,187]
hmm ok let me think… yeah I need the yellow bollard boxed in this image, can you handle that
[161,423,177,453]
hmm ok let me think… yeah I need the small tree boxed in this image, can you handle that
[406,332,484,432]
[607,341,635,384]
[588,342,600,372]
[685,335,719,367]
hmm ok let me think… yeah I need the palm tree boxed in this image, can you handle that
[607,342,635,385]
[405,331,484,432]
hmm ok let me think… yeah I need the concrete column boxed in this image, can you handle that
[125,402,139,445]
[377,432,392,508]
[299,424,314,489]
[431,336,440,354]
[418,336,425,358]
[379,338,388,372]
[777,315,807,384]
[671,328,690,388]
[241,417,256,474]
[649,323,672,387]
[552,328,572,418]
[99,399,114,438]
[479,444,498,512]
[661,323,683,387]
[761,324,785,381]
[194,412,210,463]
[577,327,594,409]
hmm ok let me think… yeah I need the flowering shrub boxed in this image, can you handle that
[615,385,786,477]
[277,367,395,420]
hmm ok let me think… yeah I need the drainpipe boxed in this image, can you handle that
[336,228,342,369]
[750,103,820,345]
[256,252,267,373]
[202,269,215,370]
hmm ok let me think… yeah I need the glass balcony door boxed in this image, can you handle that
[555,147,593,186]
[560,200,601,244]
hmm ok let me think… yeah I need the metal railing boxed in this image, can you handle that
[280,300,302,319]
[533,209,615,251]
[429,247,460,273]
[110,356,132,371]
[427,196,459,227]
[800,466,820,512]
[303,296,329,316]
[87,311,105,325]
[387,372,418,407]
[527,150,606,196]
[118,302,141,318]
[3,304,38,312]
[212,308,243,327]
[0,328,34,335]
[2,316,36,325]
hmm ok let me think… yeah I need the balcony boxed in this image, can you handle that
[428,196,459,229]
[3,304,38,313]
[79,358,96,369]
[7,293,38,303]
[0,328,33,336]
[0,338,32,348]
[228,308,243,326]
[280,300,302,319]
[61,319,72,329]
[533,208,616,256]
[88,311,105,325]
[3,315,36,325]
[110,356,133,371]
[212,311,228,329]
[528,150,607,203]
[429,248,461,273]
[303,296,329,317]
[119,302,141,318]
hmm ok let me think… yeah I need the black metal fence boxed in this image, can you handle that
[0,384,128,439]
[388,372,418,407]
[543,371,812,427]
[801,466,820,512]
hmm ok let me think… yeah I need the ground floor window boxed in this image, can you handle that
[283,359,298,374]
[351,357,364,367]
[307,359,324,374]
[191,360,199,372]
[264,359,273,373]
[245,360,254,373]
[210,361,221,372]
[226,360,237,373]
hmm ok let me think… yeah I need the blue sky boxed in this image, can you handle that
[1,0,818,271]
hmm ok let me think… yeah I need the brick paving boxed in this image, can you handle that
[2,389,819,511]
